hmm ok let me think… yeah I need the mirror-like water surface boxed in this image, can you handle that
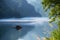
[0,17,57,40]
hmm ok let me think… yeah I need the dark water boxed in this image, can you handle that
[0,23,34,40]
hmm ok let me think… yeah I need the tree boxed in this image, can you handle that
[42,0,60,40]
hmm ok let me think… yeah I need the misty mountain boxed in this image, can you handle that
[0,0,41,19]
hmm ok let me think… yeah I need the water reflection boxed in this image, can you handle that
[0,24,34,40]
[0,17,56,40]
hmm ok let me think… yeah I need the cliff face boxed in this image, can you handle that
[0,0,41,19]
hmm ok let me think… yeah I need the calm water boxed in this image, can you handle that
[0,17,57,40]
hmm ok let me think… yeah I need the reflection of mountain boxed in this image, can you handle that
[0,17,48,40]
[0,0,41,19]
[0,24,34,40]
[0,17,57,40]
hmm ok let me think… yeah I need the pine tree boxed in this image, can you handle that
[42,0,60,40]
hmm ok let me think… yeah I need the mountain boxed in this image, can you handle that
[0,0,41,19]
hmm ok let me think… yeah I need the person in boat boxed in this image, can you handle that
[15,25,22,30]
